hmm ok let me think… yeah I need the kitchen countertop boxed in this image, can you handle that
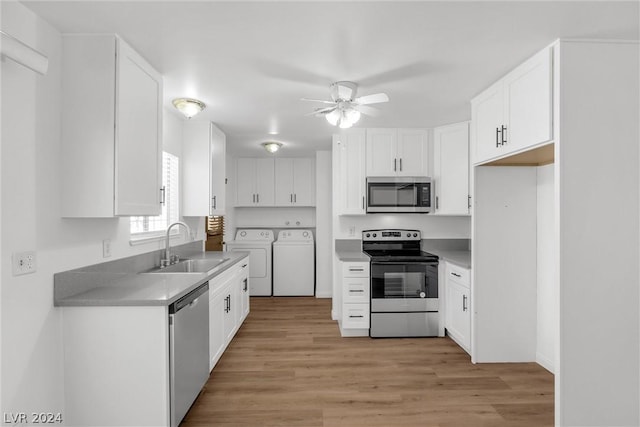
[429,250,471,269]
[335,250,370,262]
[55,251,249,307]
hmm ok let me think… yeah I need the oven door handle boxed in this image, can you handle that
[371,261,438,266]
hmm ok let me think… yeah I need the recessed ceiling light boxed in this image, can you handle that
[262,142,282,153]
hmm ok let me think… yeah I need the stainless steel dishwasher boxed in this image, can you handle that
[169,282,209,427]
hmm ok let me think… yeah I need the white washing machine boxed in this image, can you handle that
[273,230,315,296]
[225,229,274,296]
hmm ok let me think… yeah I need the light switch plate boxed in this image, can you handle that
[12,251,37,276]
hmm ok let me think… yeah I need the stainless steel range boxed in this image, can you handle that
[362,229,440,338]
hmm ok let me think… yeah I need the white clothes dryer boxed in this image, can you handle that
[273,230,315,296]
[225,229,274,296]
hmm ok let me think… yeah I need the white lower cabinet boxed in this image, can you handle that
[339,260,370,336]
[444,262,471,354]
[208,256,250,371]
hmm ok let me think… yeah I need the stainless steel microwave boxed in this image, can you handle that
[366,177,432,213]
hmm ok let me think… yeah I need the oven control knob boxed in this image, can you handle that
[366,233,370,238]
[419,292,426,298]
[413,233,418,237]
[373,233,377,237]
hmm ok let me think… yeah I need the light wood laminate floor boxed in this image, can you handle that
[182,297,553,427]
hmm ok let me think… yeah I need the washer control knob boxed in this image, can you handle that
[407,233,411,237]
[366,233,370,238]
[240,231,246,237]
[303,231,309,238]
[373,233,377,238]
[413,233,418,237]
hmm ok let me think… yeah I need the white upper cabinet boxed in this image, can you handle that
[235,158,275,206]
[471,46,553,165]
[433,122,470,215]
[61,34,163,217]
[333,129,366,215]
[366,128,428,176]
[396,129,429,176]
[274,158,315,206]
[183,121,226,217]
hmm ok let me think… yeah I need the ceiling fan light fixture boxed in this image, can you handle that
[325,109,340,126]
[262,141,282,153]
[172,98,206,119]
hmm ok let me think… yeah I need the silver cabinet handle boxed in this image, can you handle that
[252,194,255,203]
[294,194,296,203]
[243,278,248,291]
[496,127,500,147]
[349,268,364,272]
[436,196,439,210]
[349,315,364,318]
[212,196,217,210]
[468,195,471,210]
[241,263,248,269]
[451,272,461,278]
[463,295,468,312]
[160,186,166,205]
[362,196,365,210]
[257,194,259,203]
[349,289,364,293]
[394,158,397,171]
[501,125,507,145]
[290,194,293,203]
[399,158,402,171]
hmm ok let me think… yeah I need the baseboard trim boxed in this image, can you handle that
[536,351,554,373]
[331,309,338,321]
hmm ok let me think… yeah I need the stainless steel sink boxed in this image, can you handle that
[146,258,229,274]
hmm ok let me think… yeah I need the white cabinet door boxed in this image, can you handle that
[183,121,227,217]
[333,130,366,215]
[471,81,504,164]
[433,122,470,215]
[61,35,162,217]
[396,129,429,176]
[445,280,471,353]
[223,281,239,343]
[503,47,553,152]
[274,158,294,205]
[238,265,250,322]
[235,158,257,206]
[292,158,315,206]
[255,158,275,206]
[366,128,396,176]
[114,39,162,216]
[209,124,226,216]
[209,288,226,371]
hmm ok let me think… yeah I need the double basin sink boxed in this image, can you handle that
[145,257,230,275]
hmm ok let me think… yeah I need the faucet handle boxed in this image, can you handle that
[170,254,180,264]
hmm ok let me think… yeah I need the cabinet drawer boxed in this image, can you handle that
[342,277,370,303]
[342,304,370,329]
[447,263,470,287]
[342,262,370,278]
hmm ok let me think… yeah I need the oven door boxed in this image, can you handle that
[370,262,438,312]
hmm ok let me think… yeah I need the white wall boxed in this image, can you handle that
[0,2,202,417]
[335,215,470,239]
[536,163,555,373]
[315,151,332,298]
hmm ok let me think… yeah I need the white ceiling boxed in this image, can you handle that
[23,1,639,157]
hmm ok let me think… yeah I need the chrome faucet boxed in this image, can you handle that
[161,221,192,268]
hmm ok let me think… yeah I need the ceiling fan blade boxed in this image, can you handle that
[300,98,336,104]
[304,106,336,116]
[354,105,380,117]
[355,93,389,105]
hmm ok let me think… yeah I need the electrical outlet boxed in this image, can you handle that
[102,239,112,258]
[349,226,356,237]
[12,251,37,276]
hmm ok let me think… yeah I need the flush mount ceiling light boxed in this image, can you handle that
[172,98,205,119]
[262,142,282,154]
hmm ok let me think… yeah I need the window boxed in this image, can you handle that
[130,152,179,236]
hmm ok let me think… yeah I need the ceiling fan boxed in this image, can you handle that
[302,81,389,128]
